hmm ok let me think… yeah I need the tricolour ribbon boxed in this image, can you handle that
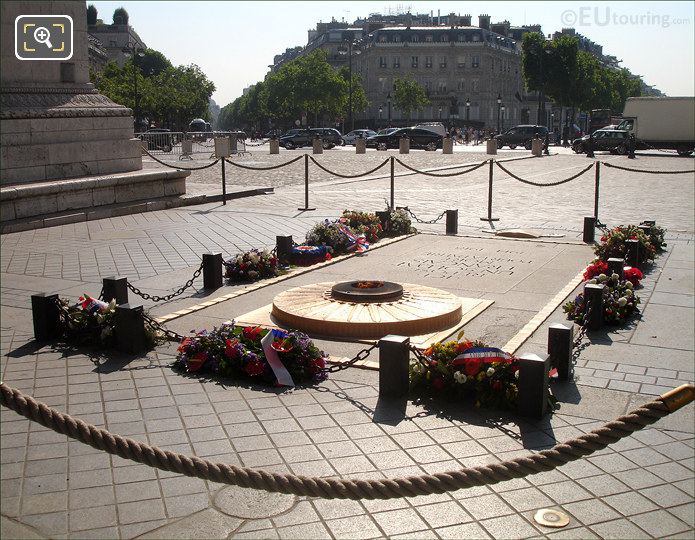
[261,329,295,387]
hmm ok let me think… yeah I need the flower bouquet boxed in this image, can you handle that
[563,272,640,325]
[409,333,523,410]
[173,323,328,385]
[225,249,280,283]
[341,210,383,243]
[386,208,416,237]
[305,219,369,254]
[289,244,333,266]
[594,225,657,265]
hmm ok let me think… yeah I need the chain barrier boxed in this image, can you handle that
[572,298,594,363]
[223,155,303,171]
[97,287,105,301]
[323,342,378,373]
[496,161,595,187]
[143,313,185,343]
[127,262,204,304]
[395,158,489,178]
[141,147,222,171]
[245,139,270,147]
[405,208,447,225]
[601,161,695,174]
[309,156,390,179]
[595,218,610,235]
[409,344,432,370]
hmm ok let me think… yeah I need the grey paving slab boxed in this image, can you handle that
[630,303,695,350]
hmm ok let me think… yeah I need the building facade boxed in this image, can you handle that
[87,23,147,67]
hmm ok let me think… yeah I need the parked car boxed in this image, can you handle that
[140,128,174,152]
[376,128,399,136]
[415,122,447,136]
[366,127,443,150]
[572,129,629,154]
[494,125,549,149]
[343,129,377,145]
[279,128,343,149]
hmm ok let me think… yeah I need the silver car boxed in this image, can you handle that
[342,129,377,146]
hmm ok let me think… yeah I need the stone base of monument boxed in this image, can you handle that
[0,168,190,232]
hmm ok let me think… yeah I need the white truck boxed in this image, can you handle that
[617,97,695,156]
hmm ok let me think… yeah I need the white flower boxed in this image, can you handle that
[262,249,270,257]
[625,281,634,289]
[611,273,620,281]
[625,289,633,297]
[598,273,608,282]
[453,371,467,384]
[587,279,598,284]
[486,367,495,377]
[514,370,519,379]
[618,297,628,307]
[412,363,423,374]
[248,253,260,264]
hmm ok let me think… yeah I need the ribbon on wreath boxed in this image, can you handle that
[290,244,332,266]
[77,295,110,314]
[451,347,514,366]
[260,329,295,387]
[337,224,369,253]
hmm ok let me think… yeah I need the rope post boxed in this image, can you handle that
[628,134,636,159]
[583,217,596,243]
[276,235,293,265]
[584,283,605,330]
[390,156,395,210]
[312,135,323,154]
[114,304,147,354]
[202,253,223,290]
[625,239,641,268]
[445,209,458,235]
[586,133,595,158]
[102,277,128,305]
[607,258,625,279]
[480,160,499,222]
[376,211,391,235]
[518,353,551,418]
[31,293,61,341]
[298,154,315,211]
[593,162,600,220]
[548,323,574,381]
[221,158,227,206]
[378,335,410,399]
[269,137,280,154]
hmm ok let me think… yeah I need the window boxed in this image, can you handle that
[393,34,401,42]
[379,35,387,43]
[437,80,447,94]
[378,77,388,92]
[423,80,432,92]
[456,80,465,91]
[379,56,387,68]
[411,34,419,42]
[393,56,400,68]
[472,34,480,42]
[457,56,466,68]
[411,56,419,68]
[471,79,479,92]
[439,56,447,69]
[472,55,480,68]
[441,34,449,42]
[425,56,432,68]
[425,35,433,42]
[457,34,466,42]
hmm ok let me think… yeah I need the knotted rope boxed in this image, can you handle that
[0,382,692,500]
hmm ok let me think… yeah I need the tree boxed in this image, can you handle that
[113,7,129,25]
[521,32,548,94]
[338,66,369,119]
[86,4,97,25]
[393,76,430,120]
[137,49,172,77]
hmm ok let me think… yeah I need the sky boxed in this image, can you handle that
[91,1,695,107]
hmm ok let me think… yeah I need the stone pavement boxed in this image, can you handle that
[1,151,693,539]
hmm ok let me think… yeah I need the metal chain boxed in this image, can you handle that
[405,208,447,225]
[409,344,433,370]
[595,218,610,234]
[142,313,185,343]
[97,287,105,301]
[127,262,204,303]
[572,298,594,363]
[324,342,378,373]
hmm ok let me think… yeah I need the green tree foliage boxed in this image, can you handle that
[521,32,548,93]
[86,4,97,25]
[137,49,172,77]
[112,7,129,25]
[338,66,369,118]
[393,76,430,120]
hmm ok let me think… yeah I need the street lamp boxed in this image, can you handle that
[496,94,502,133]
[500,104,506,132]
[438,105,442,120]
[339,39,361,132]
[387,92,392,125]
[122,44,145,130]
[378,105,383,128]
[466,98,471,122]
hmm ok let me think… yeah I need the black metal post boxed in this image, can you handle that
[625,239,641,268]
[114,304,147,354]
[628,134,636,159]
[607,258,625,278]
[548,323,574,381]
[378,335,410,398]
[480,160,499,221]
[102,276,129,305]
[518,353,551,418]
[298,154,315,211]
[583,216,596,243]
[376,211,391,235]
[584,283,605,330]
[221,158,227,206]
[586,132,595,158]
[276,235,293,265]
[202,253,223,290]
[593,161,600,220]
[390,156,395,210]
[31,293,61,341]
[445,210,458,235]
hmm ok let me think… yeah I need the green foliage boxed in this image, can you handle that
[86,4,97,25]
[112,7,129,25]
[138,49,172,77]
[393,76,430,120]
[521,32,548,93]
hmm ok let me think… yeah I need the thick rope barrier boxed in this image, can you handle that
[223,155,304,171]
[309,156,390,179]
[142,147,221,171]
[1,381,692,500]
[496,161,595,187]
[602,162,695,174]
[395,158,489,177]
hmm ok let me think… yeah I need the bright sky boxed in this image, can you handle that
[91,1,694,107]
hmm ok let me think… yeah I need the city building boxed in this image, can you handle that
[87,22,147,67]
[87,34,108,73]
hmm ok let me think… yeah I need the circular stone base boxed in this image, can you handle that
[214,485,297,519]
[272,282,462,339]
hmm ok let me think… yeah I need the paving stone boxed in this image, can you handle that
[640,483,694,507]
[630,509,692,537]
[478,513,540,539]
[460,493,515,520]
[415,500,472,528]
[589,518,651,539]
[324,515,382,539]
[371,507,430,536]
[68,505,117,532]
[137,508,242,539]
[603,491,659,516]
[562,498,621,525]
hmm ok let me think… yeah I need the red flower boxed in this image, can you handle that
[242,326,263,341]
[623,267,643,286]
[177,337,192,353]
[463,358,482,377]
[244,359,265,376]
[431,377,445,391]
[225,338,240,358]
[456,340,474,353]
[187,352,208,372]
[271,338,293,353]
[311,357,326,371]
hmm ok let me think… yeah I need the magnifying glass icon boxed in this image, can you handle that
[33,26,53,49]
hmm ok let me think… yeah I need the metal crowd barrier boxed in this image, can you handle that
[136,131,248,158]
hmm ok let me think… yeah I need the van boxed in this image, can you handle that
[415,122,447,137]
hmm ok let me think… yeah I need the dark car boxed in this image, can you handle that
[494,125,549,150]
[366,127,443,150]
[140,128,174,152]
[572,129,629,154]
[279,128,343,149]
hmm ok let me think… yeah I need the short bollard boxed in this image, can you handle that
[442,137,454,154]
[276,235,294,265]
[625,239,641,268]
[607,258,625,278]
[583,216,596,243]
[114,304,147,354]
[399,137,410,154]
[548,323,574,381]
[375,211,391,235]
[230,134,238,154]
[445,209,458,235]
[486,138,497,155]
[531,138,543,157]
[584,283,605,330]
[102,276,128,305]
[355,138,366,154]
[378,335,410,399]
[202,253,223,290]
[31,293,61,341]
[518,353,551,418]
[269,139,280,154]
[312,136,323,154]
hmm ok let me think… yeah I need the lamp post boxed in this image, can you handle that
[438,105,442,120]
[122,44,145,130]
[496,94,502,133]
[500,104,506,132]
[339,39,361,132]
[466,98,471,123]
[378,105,383,128]
[387,92,392,125]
